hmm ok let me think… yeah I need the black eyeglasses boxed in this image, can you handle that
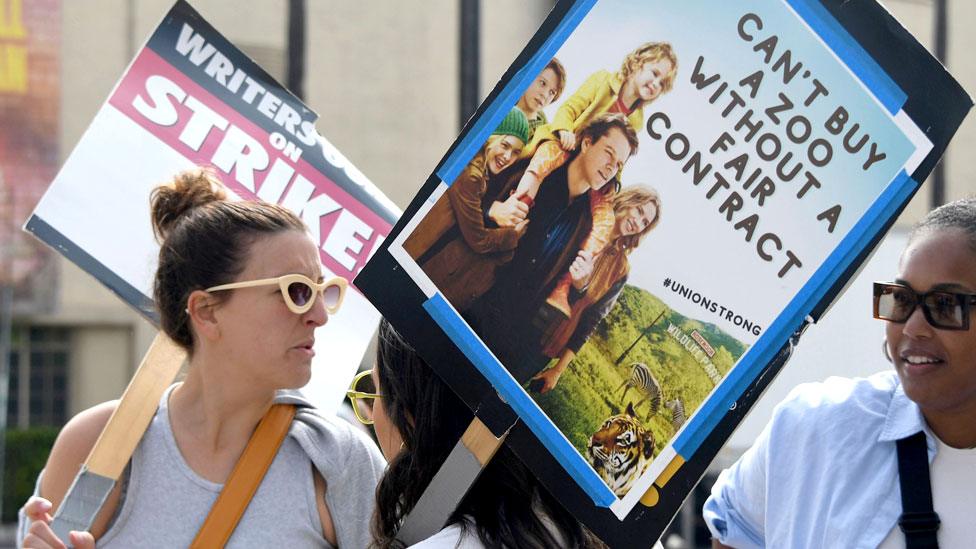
[873,282,976,331]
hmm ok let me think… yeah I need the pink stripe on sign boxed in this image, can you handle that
[109,47,391,283]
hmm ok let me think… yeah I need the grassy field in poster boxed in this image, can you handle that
[531,285,747,460]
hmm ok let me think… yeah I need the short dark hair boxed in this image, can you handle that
[911,196,976,253]
[577,112,640,158]
[371,319,606,549]
[150,168,306,352]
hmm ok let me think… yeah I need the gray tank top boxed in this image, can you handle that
[97,384,331,548]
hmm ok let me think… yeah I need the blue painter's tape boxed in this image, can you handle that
[423,294,616,508]
[787,0,907,114]
[436,0,597,185]
[674,170,917,455]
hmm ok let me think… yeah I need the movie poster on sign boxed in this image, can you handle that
[357,0,970,545]
[25,0,399,413]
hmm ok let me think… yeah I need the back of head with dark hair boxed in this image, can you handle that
[371,319,606,549]
[150,168,306,352]
[910,196,976,253]
[577,112,640,159]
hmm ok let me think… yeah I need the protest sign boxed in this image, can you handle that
[357,0,971,545]
[24,0,399,413]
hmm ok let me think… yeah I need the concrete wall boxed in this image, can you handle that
[69,325,133,411]
[884,0,976,225]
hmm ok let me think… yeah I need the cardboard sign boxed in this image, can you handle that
[25,0,400,413]
[357,0,970,545]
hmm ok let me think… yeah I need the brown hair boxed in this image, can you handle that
[545,57,568,103]
[613,185,661,251]
[150,168,306,352]
[619,41,678,101]
[577,112,640,158]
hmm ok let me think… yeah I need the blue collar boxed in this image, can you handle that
[877,381,939,460]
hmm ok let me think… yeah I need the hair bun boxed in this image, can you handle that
[150,168,226,241]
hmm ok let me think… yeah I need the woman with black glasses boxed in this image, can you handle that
[703,198,976,548]
[19,169,385,548]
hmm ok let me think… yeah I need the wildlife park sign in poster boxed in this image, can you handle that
[357,0,971,546]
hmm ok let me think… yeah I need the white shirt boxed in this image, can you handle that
[878,432,976,548]
[703,371,974,549]
[409,524,485,548]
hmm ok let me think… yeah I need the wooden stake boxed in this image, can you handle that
[51,333,186,543]
[85,333,186,477]
[396,417,506,545]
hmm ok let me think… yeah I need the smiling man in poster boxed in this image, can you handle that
[465,114,639,380]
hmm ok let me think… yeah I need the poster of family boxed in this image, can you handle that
[358,0,970,543]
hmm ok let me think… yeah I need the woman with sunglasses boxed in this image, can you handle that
[704,198,976,548]
[19,169,385,548]
[349,319,607,548]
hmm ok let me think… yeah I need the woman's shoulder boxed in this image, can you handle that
[41,401,119,491]
[31,400,124,539]
[284,397,385,471]
[59,399,119,439]
[771,371,900,432]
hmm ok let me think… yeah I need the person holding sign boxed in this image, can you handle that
[531,185,662,394]
[359,319,606,548]
[703,198,976,548]
[19,169,385,548]
[405,108,531,311]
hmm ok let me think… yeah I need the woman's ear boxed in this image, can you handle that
[186,290,221,342]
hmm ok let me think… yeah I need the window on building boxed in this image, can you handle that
[5,325,70,429]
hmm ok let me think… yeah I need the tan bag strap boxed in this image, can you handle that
[190,403,297,549]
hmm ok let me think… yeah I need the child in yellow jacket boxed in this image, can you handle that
[514,42,678,316]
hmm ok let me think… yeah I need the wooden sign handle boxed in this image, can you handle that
[86,333,186,477]
[395,417,506,545]
[50,332,186,544]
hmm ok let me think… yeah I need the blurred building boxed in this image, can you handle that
[0,0,973,544]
